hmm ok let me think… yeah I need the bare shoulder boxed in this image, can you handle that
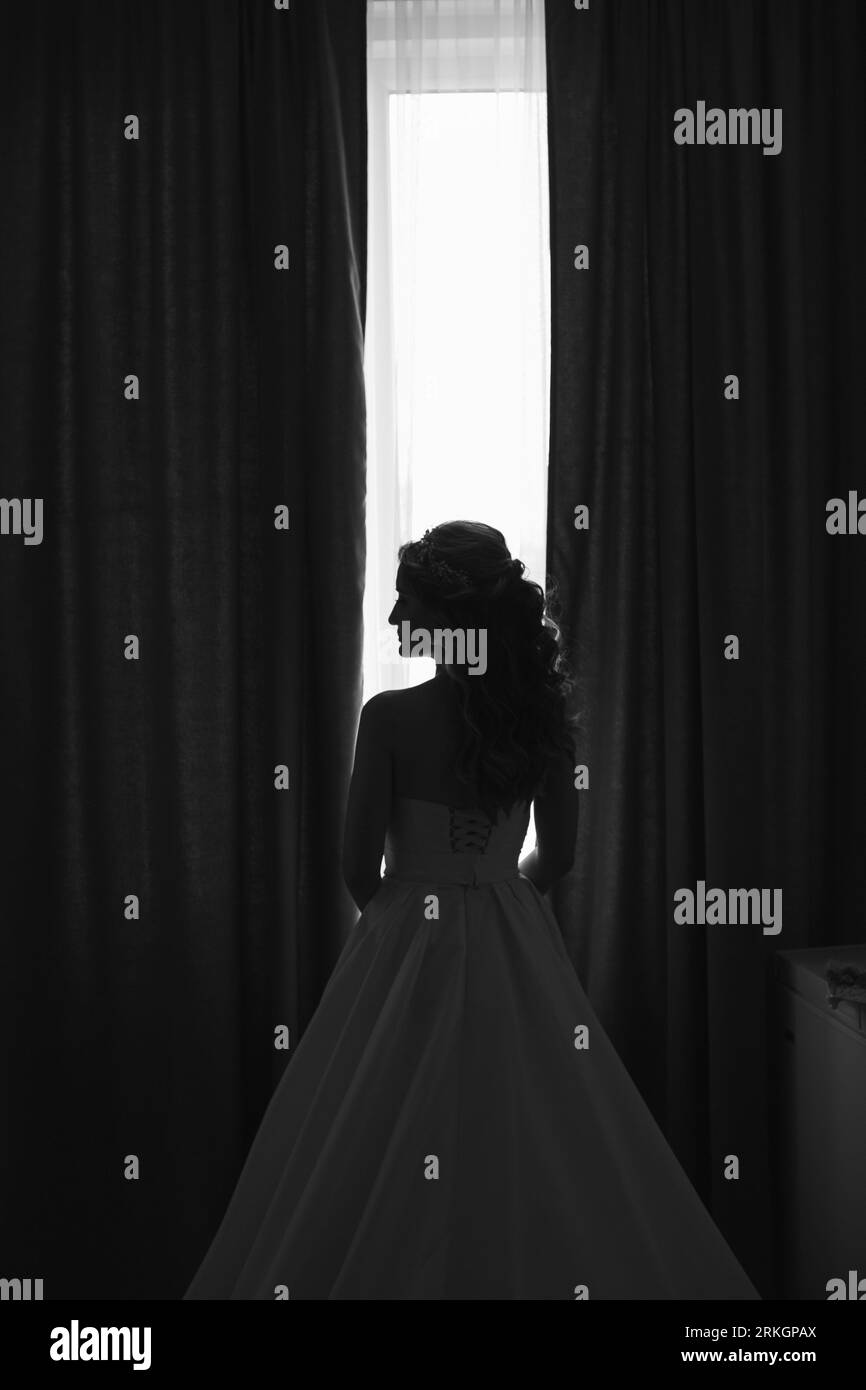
[360,689,402,720]
[358,688,407,744]
[360,681,447,746]
[363,684,434,712]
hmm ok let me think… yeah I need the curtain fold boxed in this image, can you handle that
[545,0,866,1293]
[0,0,367,1298]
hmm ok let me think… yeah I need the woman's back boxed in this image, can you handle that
[377,676,578,888]
[385,677,487,807]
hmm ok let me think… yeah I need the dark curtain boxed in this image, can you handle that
[0,0,367,1299]
[545,0,866,1295]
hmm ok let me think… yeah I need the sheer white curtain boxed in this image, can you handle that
[364,0,550,699]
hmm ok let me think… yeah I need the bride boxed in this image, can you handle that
[185,520,760,1300]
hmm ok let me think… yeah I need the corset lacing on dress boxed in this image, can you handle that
[448,807,493,854]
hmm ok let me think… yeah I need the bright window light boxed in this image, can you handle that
[389,94,549,678]
[365,86,550,855]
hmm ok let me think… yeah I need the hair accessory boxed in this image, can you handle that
[415,530,471,591]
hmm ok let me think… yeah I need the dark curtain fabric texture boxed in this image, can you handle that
[545,0,866,1295]
[0,0,367,1299]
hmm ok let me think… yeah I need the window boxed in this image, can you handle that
[365,0,549,849]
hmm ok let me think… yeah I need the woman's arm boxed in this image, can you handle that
[518,745,578,893]
[342,693,393,913]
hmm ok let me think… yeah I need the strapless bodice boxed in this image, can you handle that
[383,796,531,887]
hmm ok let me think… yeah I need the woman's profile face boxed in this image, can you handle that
[388,563,438,656]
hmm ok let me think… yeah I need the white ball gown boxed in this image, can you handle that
[184,796,761,1300]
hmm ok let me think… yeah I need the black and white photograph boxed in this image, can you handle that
[1,0,864,1366]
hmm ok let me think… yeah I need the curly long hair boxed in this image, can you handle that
[397,521,583,821]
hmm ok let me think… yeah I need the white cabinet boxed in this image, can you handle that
[771,946,866,1300]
